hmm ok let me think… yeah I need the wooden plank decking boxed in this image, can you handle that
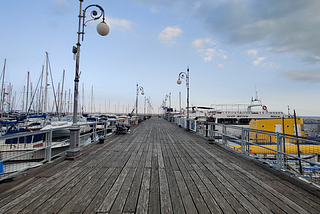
[1,117,320,213]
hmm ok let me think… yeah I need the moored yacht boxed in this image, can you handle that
[40,115,91,138]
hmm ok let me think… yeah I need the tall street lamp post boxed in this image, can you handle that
[177,67,189,131]
[136,83,144,117]
[67,0,110,157]
[165,93,171,109]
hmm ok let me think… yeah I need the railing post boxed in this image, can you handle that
[222,124,227,144]
[91,123,97,143]
[213,123,216,140]
[205,121,210,138]
[208,122,215,144]
[276,133,284,170]
[192,120,195,132]
[46,130,52,163]
[103,121,107,137]
[241,127,246,154]
[95,122,98,139]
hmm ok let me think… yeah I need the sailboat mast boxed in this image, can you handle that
[1,59,6,117]
[57,83,60,118]
[13,91,16,113]
[61,70,65,115]
[68,89,71,114]
[25,71,30,114]
[39,65,44,113]
[91,86,94,114]
[22,86,25,113]
[64,91,67,114]
[44,52,48,113]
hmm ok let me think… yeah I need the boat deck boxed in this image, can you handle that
[0,117,320,213]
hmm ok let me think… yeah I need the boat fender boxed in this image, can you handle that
[262,105,267,110]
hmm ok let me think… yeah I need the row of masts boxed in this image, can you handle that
[0,53,155,119]
[0,52,71,118]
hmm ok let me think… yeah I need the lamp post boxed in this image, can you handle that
[67,0,109,157]
[177,67,189,131]
[164,93,171,109]
[144,96,147,115]
[136,83,144,116]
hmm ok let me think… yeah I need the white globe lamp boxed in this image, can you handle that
[97,22,110,36]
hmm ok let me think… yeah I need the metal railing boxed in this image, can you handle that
[0,115,147,181]
[0,120,111,181]
[172,117,320,185]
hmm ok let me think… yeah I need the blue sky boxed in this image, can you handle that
[1,0,320,116]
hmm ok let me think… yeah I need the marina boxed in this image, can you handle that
[1,1,320,213]
[0,117,320,213]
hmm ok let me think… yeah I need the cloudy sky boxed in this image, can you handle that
[1,0,320,116]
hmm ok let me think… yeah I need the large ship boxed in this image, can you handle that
[209,92,285,126]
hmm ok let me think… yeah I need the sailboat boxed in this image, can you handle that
[40,115,91,138]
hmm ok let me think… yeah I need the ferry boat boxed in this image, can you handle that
[249,118,305,137]
[178,92,285,126]
[209,92,285,125]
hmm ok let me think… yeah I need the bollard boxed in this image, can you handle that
[208,139,215,144]
[98,137,105,144]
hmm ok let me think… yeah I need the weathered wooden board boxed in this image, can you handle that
[0,117,319,213]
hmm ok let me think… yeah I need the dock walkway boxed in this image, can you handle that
[1,117,320,213]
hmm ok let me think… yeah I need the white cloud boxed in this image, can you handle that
[159,26,183,44]
[205,48,215,55]
[218,64,224,67]
[106,18,132,31]
[262,62,279,68]
[247,49,258,57]
[204,56,212,62]
[198,48,228,62]
[192,38,226,61]
[203,48,215,61]
[253,57,266,65]
[192,38,216,47]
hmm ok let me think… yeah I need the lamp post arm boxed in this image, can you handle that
[139,86,144,94]
[177,67,190,130]
[136,85,144,116]
[178,72,188,87]
[81,4,106,41]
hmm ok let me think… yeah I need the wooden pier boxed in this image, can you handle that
[1,117,320,213]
